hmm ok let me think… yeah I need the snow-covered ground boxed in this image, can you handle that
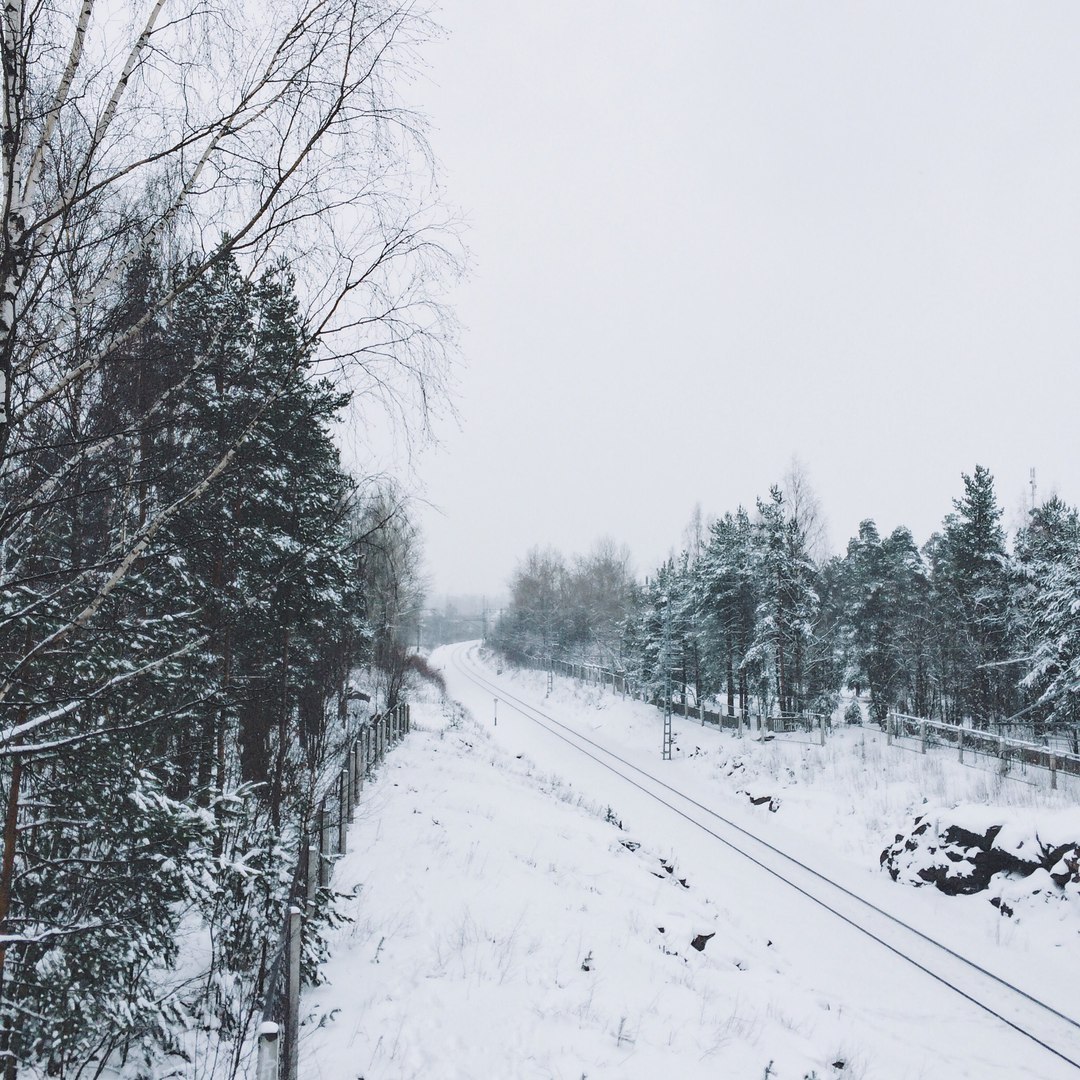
[301,643,1080,1079]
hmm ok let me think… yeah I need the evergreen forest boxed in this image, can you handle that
[491,465,1080,749]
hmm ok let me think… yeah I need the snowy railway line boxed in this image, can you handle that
[447,642,1080,1077]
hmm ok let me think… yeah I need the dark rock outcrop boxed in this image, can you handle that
[882,812,1079,898]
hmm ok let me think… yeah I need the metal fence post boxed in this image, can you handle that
[285,907,302,1080]
[256,1022,280,1080]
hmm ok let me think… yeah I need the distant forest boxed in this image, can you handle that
[490,465,1080,746]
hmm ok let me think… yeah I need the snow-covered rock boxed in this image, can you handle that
[881,805,1080,909]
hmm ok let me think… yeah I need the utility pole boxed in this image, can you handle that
[662,591,673,761]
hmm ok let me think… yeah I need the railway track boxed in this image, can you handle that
[448,642,1080,1075]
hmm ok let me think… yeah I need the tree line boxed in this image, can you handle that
[0,3,452,1075]
[492,466,1080,747]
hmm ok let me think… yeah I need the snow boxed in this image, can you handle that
[302,643,1080,1079]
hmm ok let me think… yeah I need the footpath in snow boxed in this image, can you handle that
[301,644,1080,1080]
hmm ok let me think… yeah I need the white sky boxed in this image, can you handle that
[407,1,1080,598]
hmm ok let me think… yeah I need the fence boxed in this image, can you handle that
[256,702,411,1080]
[519,653,1080,787]
[887,710,1080,789]
[533,655,829,743]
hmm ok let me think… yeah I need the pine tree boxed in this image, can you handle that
[1015,497,1080,749]
[928,466,1014,726]
[698,509,757,717]
[842,521,932,722]
[747,487,819,716]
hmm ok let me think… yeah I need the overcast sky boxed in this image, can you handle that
[405,1,1080,599]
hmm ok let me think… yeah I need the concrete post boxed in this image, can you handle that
[304,842,316,907]
[338,770,348,854]
[256,1022,280,1080]
[345,746,354,819]
[319,798,331,887]
[285,907,302,1080]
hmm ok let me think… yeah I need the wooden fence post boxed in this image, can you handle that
[957,725,964,764]
[285,907,302,1080]
[819,714,826,747]
[1050,749,1058,790]
[886,711,893,746]
[256,1022,280,1080]
[920,720,927,754]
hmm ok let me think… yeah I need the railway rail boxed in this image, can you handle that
[448,643,1080,1075]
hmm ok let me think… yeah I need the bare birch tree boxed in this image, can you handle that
[0,2,457,1070]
